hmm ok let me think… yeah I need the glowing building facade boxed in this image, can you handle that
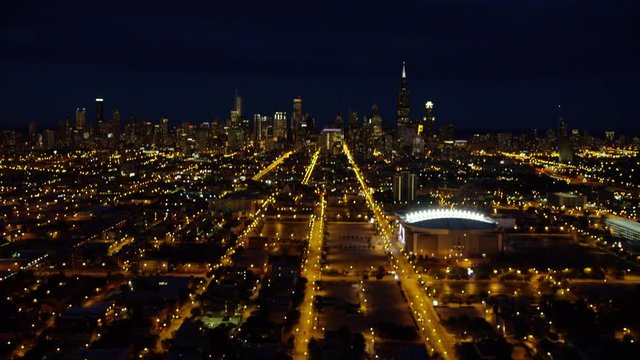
[398,208,503,258]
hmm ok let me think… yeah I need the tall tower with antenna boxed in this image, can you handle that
[396,62,410,129]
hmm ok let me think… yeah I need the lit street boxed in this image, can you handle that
[2,5,639,358]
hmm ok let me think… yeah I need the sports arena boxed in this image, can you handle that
[398,208,503,258]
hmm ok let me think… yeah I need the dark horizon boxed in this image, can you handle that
[1,0,639,131]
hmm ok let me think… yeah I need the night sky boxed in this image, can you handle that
[1,0,639,131]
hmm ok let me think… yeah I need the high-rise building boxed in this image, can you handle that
[253,114,270,143]
[558,118,568,138]
[422,101,435,138]
[320,128,344,154]
[291,96,304,143]
[160,117,169,144]
[396,62,410,129]
[253,114,262,142]
[305,115,315,132]
[75,107,86,129]
[112,109,121,134]
[96,98,104,124]
[44,129,56,149]
[28,121,37,136]
[229,110,240,127]
[273,112,287,140]
[334,113,344,130]
[393,171,417,202]
[288,96,311,144]
[292,97,303,128]
[348,110,359,131]
[412,135,425,156]
[369,104,383,138]
[558,138,573,162]
[229,92,242,128]
[234,93,242,117]
[558,117,573,163]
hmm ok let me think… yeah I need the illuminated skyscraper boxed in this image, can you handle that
[273,111,287,139]
[396,62,410,128]
[292,97,302,124]
[96,98,104,125]
[292,97,303,129]
[159,117,169,146]
[75,107,86,129]
[291,97,304,143]
[225,92,246,150]
[160,117,169,136]
[229,92,243,128]
[422,101,435,138]
[369,104,383,138]
[253,114,270,143]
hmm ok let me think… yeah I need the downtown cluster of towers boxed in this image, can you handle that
[235,62,439,155]
[7,63,440,153]
[395,62,438,155]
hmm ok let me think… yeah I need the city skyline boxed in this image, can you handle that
[2,64,638,133]
[2,3,640,359]
[1,0,639,130]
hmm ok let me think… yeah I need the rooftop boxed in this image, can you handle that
[402,208,498,230]
[606,217,640,233]
[552,192,582,198]
[410,218,498,230]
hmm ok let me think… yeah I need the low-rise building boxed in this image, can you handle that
[606,217,640,243]
[547,192,586,208]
